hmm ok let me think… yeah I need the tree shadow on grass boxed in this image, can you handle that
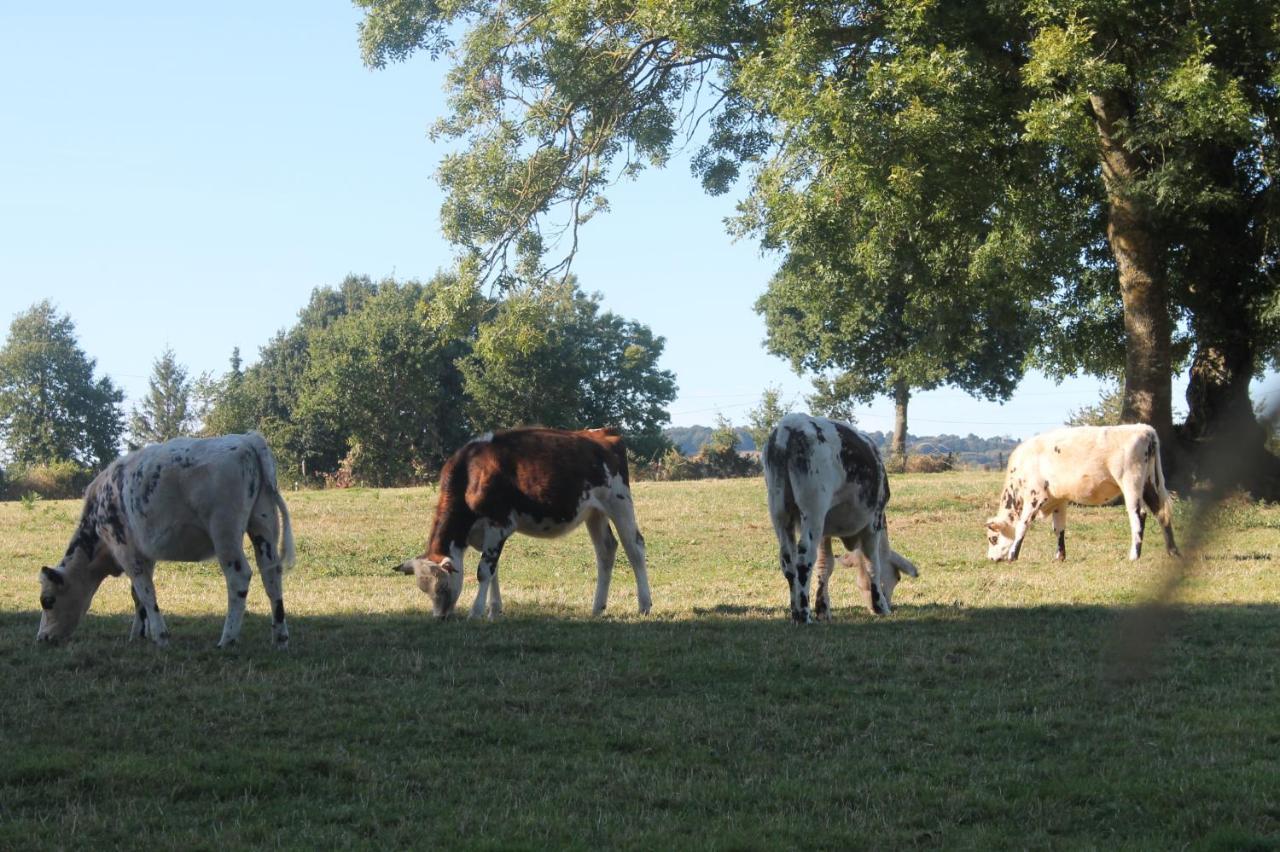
[1,602,1278,848]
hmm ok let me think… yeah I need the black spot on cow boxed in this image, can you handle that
[237,590,248,599]
[1056,530,1066,559]
[1054,445,1061,454]
[231,560,243,573]
[797,542,807,555]
[764,430,789,476]
[797,563,810,586]
[870,581,885,614]
[635,530,645,547]
[158,630,170,641]
[783,570,796,583]
[65,521,100,559]
[40,595,55,610]
[785,426,811,474]
[812,428,826,443]
[273,598,286,624]
[831,422,879,497]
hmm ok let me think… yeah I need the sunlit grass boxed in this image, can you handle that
[1,473,1276,848]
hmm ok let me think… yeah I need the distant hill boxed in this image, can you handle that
[663,424,1021,468]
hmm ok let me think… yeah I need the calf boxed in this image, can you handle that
[397,427,652,618]
[985,424,1179,561]
[764,413,917,623]
[36,432,295,648]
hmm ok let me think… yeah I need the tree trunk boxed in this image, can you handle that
[1089,90,1175,453]
[1176,145,1280,497]
[890,381,909,467]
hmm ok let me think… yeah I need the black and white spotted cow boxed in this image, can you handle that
[36,432,296,648]
[985,424,1179,562]
[764,413,917,623]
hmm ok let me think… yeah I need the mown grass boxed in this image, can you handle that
[1,473,1277,849]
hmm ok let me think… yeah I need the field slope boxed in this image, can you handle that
[1,473,1277,849]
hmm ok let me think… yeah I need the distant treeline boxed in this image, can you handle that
[665,424,1021,467]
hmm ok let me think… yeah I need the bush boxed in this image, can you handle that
[904,453,955,474]
[3,459,93,500]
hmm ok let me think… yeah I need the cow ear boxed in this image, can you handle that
[435,557,457,576]
[985,520,1001,532]
[40,566,65,586]
[394,559,417,575]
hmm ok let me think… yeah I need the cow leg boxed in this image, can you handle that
[1142,479,1180,557]
[790,515,821,623]
[470,524,512,620]
[126,558,170,647]
[606,499,652,615]
[1051,505,1067,562]
[214,538,254,648]
[129,585,147,641]
[249,524,289,649]
[813,537,836,622]
[856,528,894,615]
[488,569,503,618]
[1119,478,1147,560]
[586,510,619,615]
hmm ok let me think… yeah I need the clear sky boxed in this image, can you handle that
[3,4,1270,440]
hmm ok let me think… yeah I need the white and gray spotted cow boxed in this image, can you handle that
[397,426,652,619]
[764,413,917,623]
[985,424,1180,562]
[36,432,296,648]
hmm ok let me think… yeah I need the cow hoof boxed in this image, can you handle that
[273,640,290,651]
[637,601,652,616]
[216,639,236,649]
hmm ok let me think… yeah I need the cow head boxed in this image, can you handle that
[397,556,461,618]
[844,549,917,615]
[985,518,1017,561]
[35,556,119,644]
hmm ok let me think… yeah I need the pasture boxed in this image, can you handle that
[1,472,1277,849]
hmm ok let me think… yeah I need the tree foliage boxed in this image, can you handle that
[357,0,1280,474]
[128,347,196,449]
[0,301,123,469]
[200,274,677,485]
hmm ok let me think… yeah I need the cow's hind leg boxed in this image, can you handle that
[1143,480,1180,557]
[1051,504,1067,562]
[586,510,619,615]
[249,512,289,649]
[1120,478,1147,560]
[211,521,254,647]
[813,537,836,622]
[605,498,652,615]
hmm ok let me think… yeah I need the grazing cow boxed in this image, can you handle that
[397,427,652,619]
[985,424,1179,562]
[764,413,918,623]
[36,433,295,648]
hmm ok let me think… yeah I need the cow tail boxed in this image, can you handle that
[1149,432,1175,530]
[250,432,297,571]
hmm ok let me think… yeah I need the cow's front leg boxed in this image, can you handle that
[470,524,512,620]
[127,562,169,647]
[217,551,254,647]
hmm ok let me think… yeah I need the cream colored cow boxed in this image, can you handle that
[985,425,1179,562]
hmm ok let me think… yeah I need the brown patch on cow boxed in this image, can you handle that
[424,427,630,563]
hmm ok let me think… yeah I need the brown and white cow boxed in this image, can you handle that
[764,413,917,623]
[36,432,295,648]
[985,424,1179,562]
[397,427,652,619]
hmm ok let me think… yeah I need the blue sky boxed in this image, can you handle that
[4,3,1268,440]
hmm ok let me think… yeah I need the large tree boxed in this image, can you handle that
[0,301,123,468]
[357,0,1280,486]
[128,346,196,449]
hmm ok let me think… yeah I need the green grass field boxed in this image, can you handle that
[1,472,1277,849]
